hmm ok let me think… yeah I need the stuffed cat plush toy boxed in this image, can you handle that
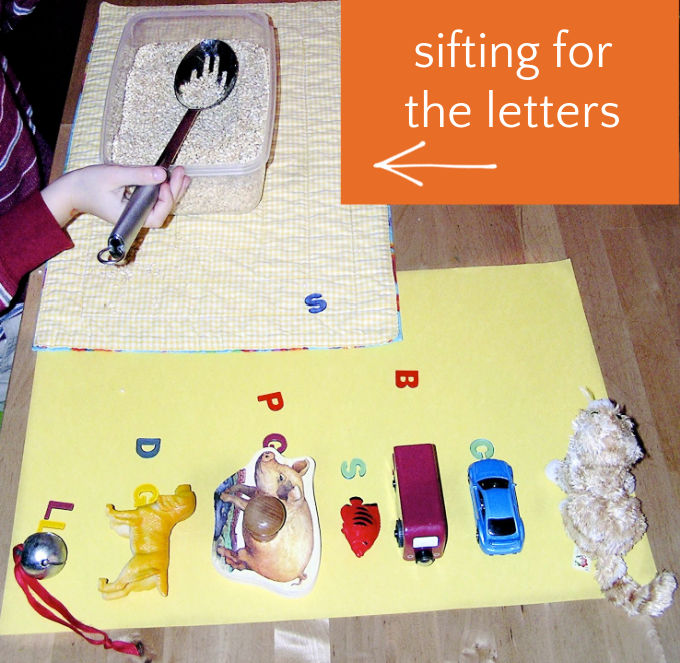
[546,398,676,616]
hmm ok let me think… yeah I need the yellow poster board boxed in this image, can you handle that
[0,262,658,633]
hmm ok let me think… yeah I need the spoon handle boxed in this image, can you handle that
[156,108,200,169]
[97,183,160,264]
[98,108,200,264]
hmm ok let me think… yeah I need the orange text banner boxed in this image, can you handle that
[341,0,678,204]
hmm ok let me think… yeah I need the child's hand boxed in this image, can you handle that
[41,165,190,227]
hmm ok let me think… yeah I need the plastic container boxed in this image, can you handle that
[100,7,276,215]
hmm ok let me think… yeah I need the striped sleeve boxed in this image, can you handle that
[0,56,43,215]
[0,189,73,310]
[1,1,39,23]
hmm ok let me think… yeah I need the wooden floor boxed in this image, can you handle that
[0,2,678,661]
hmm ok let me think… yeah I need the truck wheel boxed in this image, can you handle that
[394,519,404,547]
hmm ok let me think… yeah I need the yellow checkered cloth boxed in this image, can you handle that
[33,2,400,352]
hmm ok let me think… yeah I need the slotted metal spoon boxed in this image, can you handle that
[97,39,238,265]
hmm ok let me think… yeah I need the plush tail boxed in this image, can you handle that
[602,570,677,617]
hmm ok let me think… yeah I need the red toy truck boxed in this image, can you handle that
[392,443,448,564]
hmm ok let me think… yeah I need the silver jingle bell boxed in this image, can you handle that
[20,532,68,579]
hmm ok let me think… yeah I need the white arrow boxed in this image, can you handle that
[373,140,497,187]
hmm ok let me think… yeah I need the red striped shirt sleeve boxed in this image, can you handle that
[0,189,73,309]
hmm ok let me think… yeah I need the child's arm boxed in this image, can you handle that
[0,165,189,310]
[0,190,72,310]
[41,165,189,228]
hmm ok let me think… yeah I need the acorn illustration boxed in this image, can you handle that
[243,494,286,542]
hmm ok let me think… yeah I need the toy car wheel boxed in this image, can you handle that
[415,548,434,565]
[394,519,404,547]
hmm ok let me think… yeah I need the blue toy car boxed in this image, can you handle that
[468,458,525,555]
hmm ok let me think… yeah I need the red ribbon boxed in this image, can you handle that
[13,544,143,657]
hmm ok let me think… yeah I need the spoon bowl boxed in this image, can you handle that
[175,39,239,110]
